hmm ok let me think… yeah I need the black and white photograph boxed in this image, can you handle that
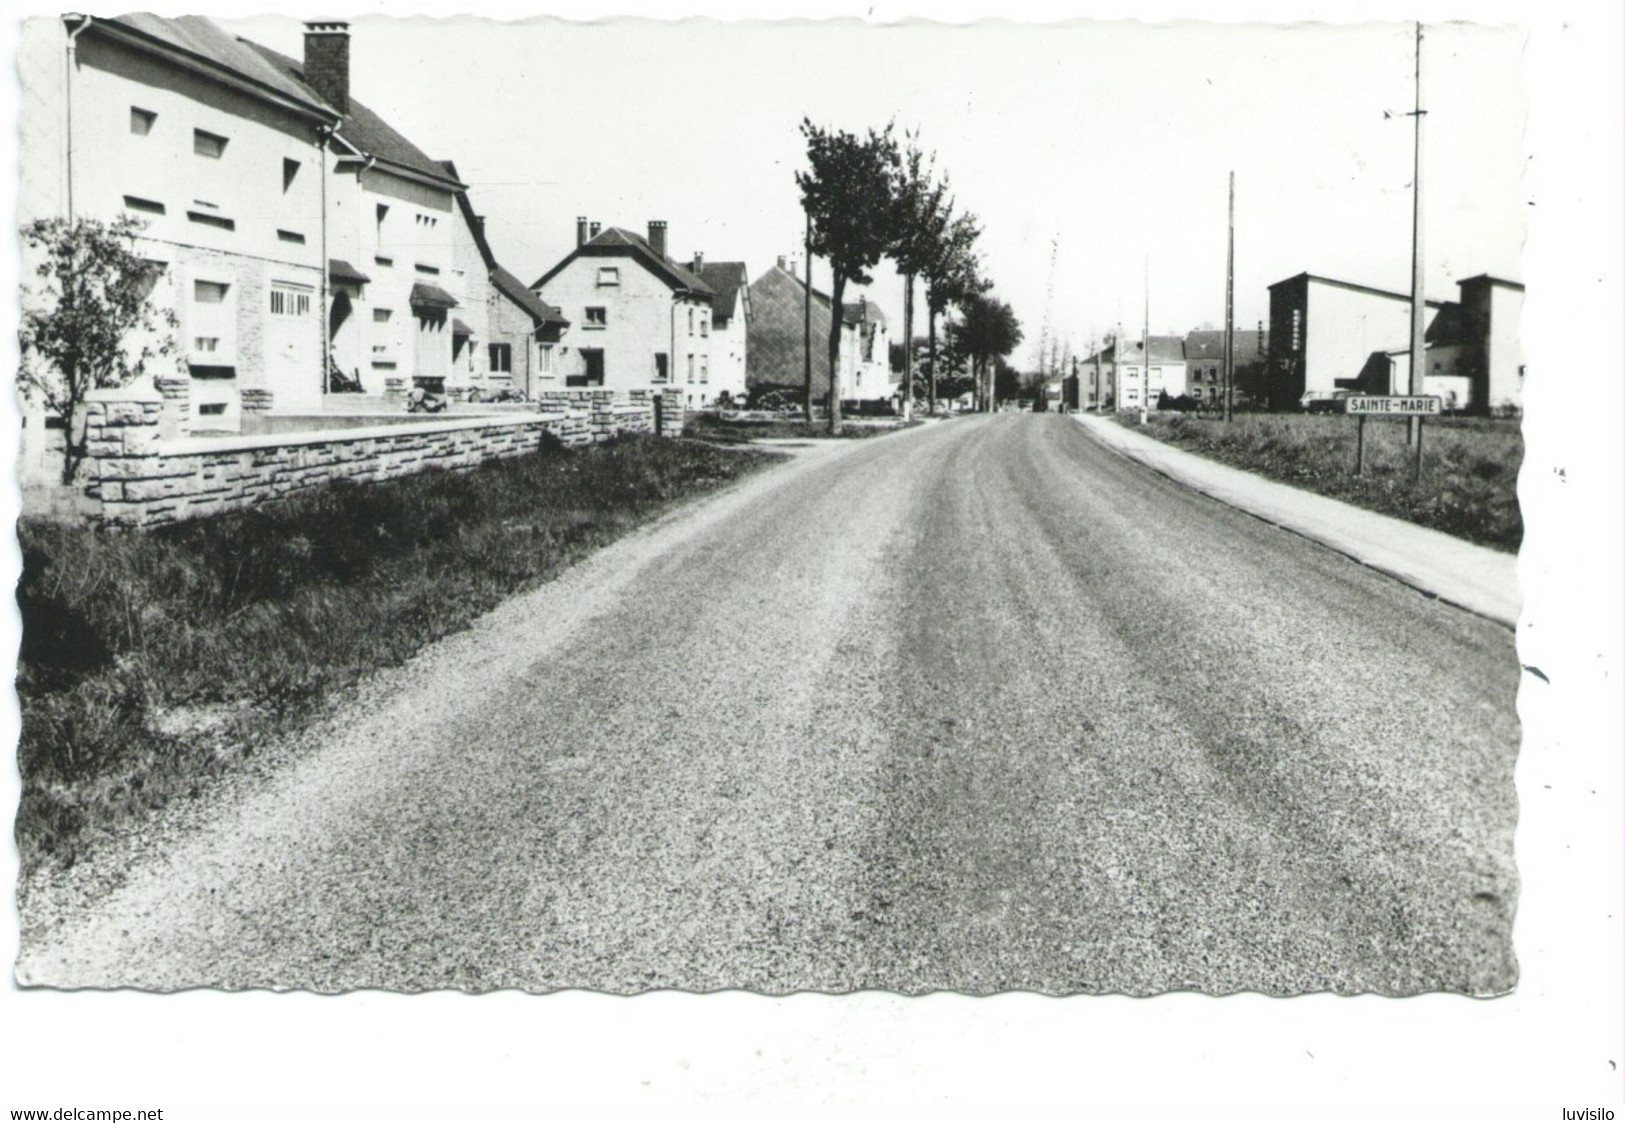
[2,0,1621,1114]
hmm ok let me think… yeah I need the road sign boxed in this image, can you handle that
[1345,395,1441,416]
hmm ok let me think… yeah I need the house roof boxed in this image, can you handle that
[1117,335,1186,363]
[531,227,714,298]
[1456,273,1525,292]
[1183,329,1269,363]
[243,41,463,191]
[438,160,568,330]
[843,300,887,327]
[696,261,749,322]
[1269,271,1448,309]
[1424,302,1472,347]
[96,15,336,122]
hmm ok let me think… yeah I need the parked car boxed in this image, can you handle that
[1300,389,1355,414]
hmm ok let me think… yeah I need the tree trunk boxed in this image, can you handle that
[59,400,85,485]
[803,234,815,425]
[828,273,846,435]
[926,302,938,415]
[901,273,913,422]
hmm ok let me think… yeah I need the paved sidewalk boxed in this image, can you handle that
[1074,414,1521,629]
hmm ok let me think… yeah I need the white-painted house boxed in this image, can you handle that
[843,298,894,404]
[1113,335,1187,412]
[247,24,467,401]
[691,258,751,407]
[20,14,340,430]
[531,221,714,397]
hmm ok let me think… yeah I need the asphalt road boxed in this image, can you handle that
[18,414,1519,995]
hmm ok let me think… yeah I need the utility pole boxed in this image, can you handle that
[1140,256,1150,426]
[1406,20,1427,450]
[1224,170,1236,423]
[803,214,813,424]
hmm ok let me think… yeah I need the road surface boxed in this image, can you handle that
[18,414,1519,995]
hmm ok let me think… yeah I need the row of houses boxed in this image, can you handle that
[1068,270,1524,417]
[21,16,897,439]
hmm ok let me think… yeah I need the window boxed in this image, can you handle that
[186,211,235,231]
[568,349,604,387]
[700,313,709,338]
[687,355,695,384]
[538,345,554,374]
[193,129,227,158]
[584,307,607,328]
[415,263,440,275]
[489,343,512,373]
[374,256,394,267]
[130,107,156,135]
[194,280,229,304]
[372,360,398,370]
[123,195,165,215]
[700,357,709,384]
[277,229,306,244]
[193,337,219,353]
[197,402,227,416]
[376,204,389,251]
[687,308,695,336]
[269,283,312,317]
[373,308,393,323]
[597,266,620,287]
[414,214,438,228]
[654,353,668,382]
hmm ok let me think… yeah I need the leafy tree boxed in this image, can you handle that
[797,119,900,434]
[957,293,1023,410]
[889,135,953,421]
[20,215,177,483]
[921,211,988,413]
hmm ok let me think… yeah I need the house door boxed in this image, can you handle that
[569,348,605,388]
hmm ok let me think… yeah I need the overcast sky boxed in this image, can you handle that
[216,14,1525,369]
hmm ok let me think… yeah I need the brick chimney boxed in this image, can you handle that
[776,255,786,271]
[691,251,704,273]
[589,220,601,240]
[576,216,589,247]
[647,220,667,260]
[302,22,351,115]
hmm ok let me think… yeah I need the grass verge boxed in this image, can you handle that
[683,413,920,444]
[16,434,782,875]
[1106,412,1521,552]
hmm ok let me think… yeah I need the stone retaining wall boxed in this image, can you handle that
[81,383,679,529]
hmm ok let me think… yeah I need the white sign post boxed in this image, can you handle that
[1344,395,1442,478]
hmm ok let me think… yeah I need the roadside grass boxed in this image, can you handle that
[683,413,920,444]
[1108,412,1521,552]
[16,434,783,875]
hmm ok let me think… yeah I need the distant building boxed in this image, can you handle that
[1265,273,1447,411]
[1269,271,1522,415]
[531,220,714,396]
[1115,335,1186,412]
[692,257,751,407]
[1182,328,1270,406]
[1076,341,1117,409]
[442,162,569,399]
[843,297,893,404]
[746,258,860,403]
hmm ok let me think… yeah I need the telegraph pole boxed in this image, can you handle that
[803,213,814,424]
[1406,21,1427,450]
[1224,170,1236,423]
[1140,257,1150,426]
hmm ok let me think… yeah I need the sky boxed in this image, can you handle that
[217,13,1526,371]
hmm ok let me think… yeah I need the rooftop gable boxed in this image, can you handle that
[532,227,714,298]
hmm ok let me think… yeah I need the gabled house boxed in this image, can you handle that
[746,257,861,403]
[691,257,751,407]
[531,220,713,395]
[247,23,466,400]
[1182,328,1269,406]
[843,297,894,404]
[21,14,341,430]
[1076,341,1117,409]
[442,161,569,399]
[1114,335,1186,411]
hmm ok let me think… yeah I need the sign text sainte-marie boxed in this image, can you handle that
[1344,395,1442,416]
